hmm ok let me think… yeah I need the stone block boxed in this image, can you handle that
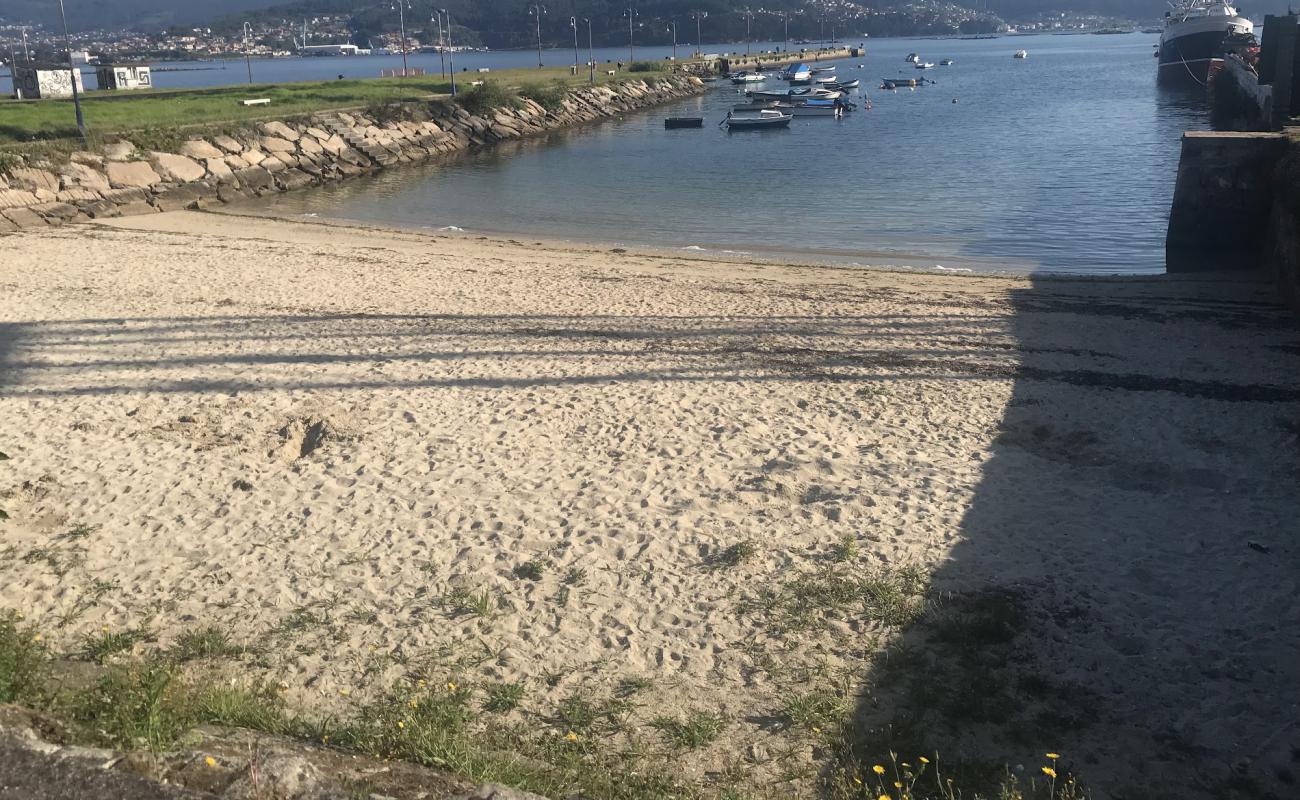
[58,162,110,192]
[217,183,252,204]
[7,167,60,194]
[0,189,40,209]
[304,126,332,141]
[30,201,80,222]
[276,169,314,191]
[56,188,101,204]
[0,215,17,232]
[205,158,233,180]
[297,136,324,155]
[100,187,148,204]
[261,136,297,154]
[241,149,268,167]
[0,207,47,227]
[106,160,161,189]
[149,152,207,184]
[69,151,104,167]
[102,141,136,161]
[260,121,301,141]
[115,200,158,216]
[319,135,348,156]
[152,184,215,212]
[232,166,274,191]
[179,139,225,160]
[81,199,121,219]
[212,134,243,154]
[261,156,289,173]
[224,155,249,170]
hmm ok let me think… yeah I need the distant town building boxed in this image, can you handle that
[69,50,95,65]
[95,63,151,90]
[300,43,360,57]
[11,62,84,99]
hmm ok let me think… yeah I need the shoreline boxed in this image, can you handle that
[2,211,1297,798]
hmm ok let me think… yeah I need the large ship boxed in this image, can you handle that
[1157,0,1254,84]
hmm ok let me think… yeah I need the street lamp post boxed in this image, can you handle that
[782,12,789,48]
[691,11,706,58]
[529,4,546,68]
[56,0,84,135]
[434,13,446,78]
[667,19,677,62]
[441,9,457,95]
[393,0,410,77]
[743,8,753,58]
[242,22,254,83]
[625,8,637,65]
[585,18,595,84]
[570,16,579,74]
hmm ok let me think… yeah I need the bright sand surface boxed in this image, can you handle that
[1,211,1298,797]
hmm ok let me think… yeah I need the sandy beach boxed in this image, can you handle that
[1,211,1297,798]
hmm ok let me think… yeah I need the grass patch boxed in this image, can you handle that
[81,627,148,664]
[780,687,846,730]
[651,710,727,749]
[627,62,664,73]
[512,560,545,581]
[483,682,526,713]
[739,564,929,634]
[703,540,758,570]
[454,81,522,116]
[443,587,499,620]
[172,626,244,662]
[0,611,46,704]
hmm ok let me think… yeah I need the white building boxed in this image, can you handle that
[11,62,84,99]
[300,43,360,57]
[96,64,152,90]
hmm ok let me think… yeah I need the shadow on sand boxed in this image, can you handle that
[831,276,1299,799]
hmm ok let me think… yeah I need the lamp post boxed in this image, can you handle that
[625,8,637,65]
[393,0,410,77]
[529,4,546,68]
[743,8,753,58]
[441,9,456,95]
[781,12,789,49]
[667,19,677,62]
[242,22,254,83]
[585,17,594,85]
[690,11,706,58]
[55,0,84,135]
[569,16,579,74]
[21,26,31,60]
[434,12,446,78]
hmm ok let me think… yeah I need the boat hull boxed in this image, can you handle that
[1158,13,1252,84]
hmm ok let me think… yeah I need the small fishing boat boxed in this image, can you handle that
[664,117,704,129]
[814,75,839,84]
[916,62,935,69]
[729,72,767,84]
[825,79,860,90]
[811,66,837,74]
[882,76,932,89]
[1014,49,1028,59]
[749,87,811,100]
[777,99,855,116]
[723,108,793,129]
[940,59,954,65]
[782,63,812,82]
[904,52,919,63]
[807,88,843,99]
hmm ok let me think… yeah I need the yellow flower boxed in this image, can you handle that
[878,795,889,800]
[446,682,457,691]
[397,721,405,729]
[564,731,578,742]
[1042,766,1057,779]
[901,762,910,768]
[812,726,822,733]
[321,735,330,744]
[872,765,885,775]
[409,699,419,708]
[339,688,351,696]
[1045,752,1060,760]
[893,782,902,789]
[852,776,862,785]
[919,756,930,764]
[204,756,217,768]
[31,634,42,642]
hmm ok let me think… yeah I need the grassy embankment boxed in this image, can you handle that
[0,62,669,147]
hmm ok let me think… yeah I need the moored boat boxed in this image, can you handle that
[723,108,793,129]
[940,59,954,65]
[904,52,919,63]
[1013,49,1028,59]
[825,79,860,90]
[729,71,767,84]
[1157,0,1253,84]
[916,62,935,69]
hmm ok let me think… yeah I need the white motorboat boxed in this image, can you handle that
[723,108,793,129]
[916,62,935,69]
[1013,49,1028,59]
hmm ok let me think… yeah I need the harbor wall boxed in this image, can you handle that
[1166,129,1300,312]
[0,75,706,231]
[715,47,858,75]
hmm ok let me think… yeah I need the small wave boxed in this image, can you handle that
[934,264,973,272]
[682,245,707,251]
[438,226,466,232]
[300,213,319,218]
[719,249,752,256]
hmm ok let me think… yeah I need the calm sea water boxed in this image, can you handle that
[7,33,1208,273]
[249,33,1209,274]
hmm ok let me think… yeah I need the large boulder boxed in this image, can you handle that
[102,141,136,161]
[232,166,274,192]
[260,120,300,141]
[260,136,296,154]
[149,152,206,184]
[7,168,60,194]
[178,139,225,160]
[204,158,233,181]
[212,134,244,154]
[105,160,161,189]
[0,189,41,210]
[58,162,110,192]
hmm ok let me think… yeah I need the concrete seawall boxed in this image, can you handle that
[0,75,706,231]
